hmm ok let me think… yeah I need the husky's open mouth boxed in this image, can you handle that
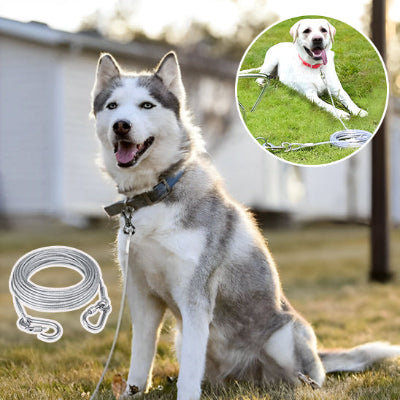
[113,136,154,168]
[304,46,328,65]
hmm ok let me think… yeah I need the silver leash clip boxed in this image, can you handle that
[122,206,135,235]
[257,137,292,152]
[81,299,111,333]
[18,316,63,343]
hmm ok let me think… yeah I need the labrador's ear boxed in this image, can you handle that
[327,21,336,43]
[290,21,301,43]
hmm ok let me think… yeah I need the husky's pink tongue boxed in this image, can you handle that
[116,142,138,164]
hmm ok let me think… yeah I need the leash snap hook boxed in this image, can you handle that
[257,137,279,150]
[81,300,111,333]
[18,317,62,342]
[257,138,292,152]
[121,206,135,235]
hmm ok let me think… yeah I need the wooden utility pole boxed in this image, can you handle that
[370,0,392,282]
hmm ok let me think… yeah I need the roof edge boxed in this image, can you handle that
[0,17,237,76]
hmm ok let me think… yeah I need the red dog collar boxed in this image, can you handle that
[298,54,322,69]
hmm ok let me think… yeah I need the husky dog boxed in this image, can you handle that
[92,52,399,400]
[255,18,368,120]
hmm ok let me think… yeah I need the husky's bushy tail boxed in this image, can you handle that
[319,342,400,373]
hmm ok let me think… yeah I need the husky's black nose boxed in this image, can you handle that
[113,120,132,136]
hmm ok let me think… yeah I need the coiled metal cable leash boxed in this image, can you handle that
[9,246,111,343]
[8,208,134,398]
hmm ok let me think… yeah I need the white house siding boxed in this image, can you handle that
[0,36,62,214]
[62,52,116,217]
[292,107,399,224]
[0,18,399,224]
[212,120,295,212]
[292,147,372,221]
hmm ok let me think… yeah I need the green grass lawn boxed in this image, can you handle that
[236,16,388,166]
[1,221,400,399]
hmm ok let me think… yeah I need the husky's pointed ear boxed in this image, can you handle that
[93,53,121,97]
[155,52,185,102]
[290,21,301,43]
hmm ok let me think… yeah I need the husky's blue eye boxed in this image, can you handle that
[106,102,118,110]
[140,102,155,110]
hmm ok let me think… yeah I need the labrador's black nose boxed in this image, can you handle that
[312,37,323,45]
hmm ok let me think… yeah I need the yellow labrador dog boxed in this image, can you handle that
[256,18,368,120]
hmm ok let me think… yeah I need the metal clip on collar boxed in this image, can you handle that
[122,206,135,235]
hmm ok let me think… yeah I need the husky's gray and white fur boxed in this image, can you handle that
[92,52,400,400]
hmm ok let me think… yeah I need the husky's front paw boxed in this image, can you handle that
[177,384,201,400]
[120,385,142,399]
[357,109,368,118]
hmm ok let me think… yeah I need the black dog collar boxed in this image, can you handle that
[104,170,184,217]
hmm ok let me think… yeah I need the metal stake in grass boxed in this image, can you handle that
[237,72,270,120]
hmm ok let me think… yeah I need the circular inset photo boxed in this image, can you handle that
[236,16,388,166]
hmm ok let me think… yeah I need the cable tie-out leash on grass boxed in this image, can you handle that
[257,130,372,152]
[238,69,373,153]
[9,246,112,343]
